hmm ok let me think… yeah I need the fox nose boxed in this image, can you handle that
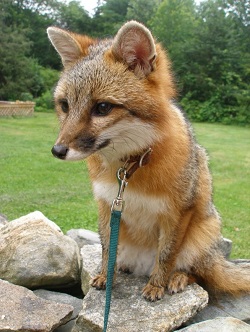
[51,144,68,159]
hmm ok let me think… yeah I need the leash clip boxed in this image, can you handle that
[111,167,128,212]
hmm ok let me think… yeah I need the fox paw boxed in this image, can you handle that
[167,272,189,295]
[91,274,106,290]
[142,283,165,302]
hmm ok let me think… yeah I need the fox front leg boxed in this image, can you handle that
[142,247,170,301]
[91,232,119,290]
[91,243,109,290]
[142,230,173,301]
[142,222,184,301]
[91,200,111,290]
[142,253,190,301]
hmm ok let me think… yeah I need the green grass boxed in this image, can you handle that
[0,113,249,258]
[193,123,250,259]
[0,113,98,232]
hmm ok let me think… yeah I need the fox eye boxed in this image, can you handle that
[92,102,113,116]
[59,99,69,113]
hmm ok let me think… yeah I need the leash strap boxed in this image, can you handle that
[103,210,122,332]
[103,166,127,332]
[103,148,152,331]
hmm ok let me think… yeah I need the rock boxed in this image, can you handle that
[218,236,232,258]
[0,279,74,332]
[0,211,81,288]
[34,289,83,320]
[34,289,83,332]
[66,229,100,249]
[54,322,76,332]
[178,317,250,331]
[80,244,102,295]
[186,292,250,325]
[74,277,208,332]
[73,244,208,332]
[0,213,8,227]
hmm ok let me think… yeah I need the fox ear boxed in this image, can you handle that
[112,21,156,78]
[47,27,93,67]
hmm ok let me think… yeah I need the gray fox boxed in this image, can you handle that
[47,20,250,301]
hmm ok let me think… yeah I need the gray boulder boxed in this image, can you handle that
[0,213,8,227]
[0,211,81,288]
[179,317,250,331]
[73,244,208,332]
[186,292,250,325]
[66,229,100,249]
[80,244,102,295]
[0,279,74,332]
[218,236,232,259]
[34,289,83,332]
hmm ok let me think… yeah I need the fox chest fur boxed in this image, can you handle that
[48,21,250,301]
[93,177,163,275]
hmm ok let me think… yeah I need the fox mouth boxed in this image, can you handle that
[51,139,111,160]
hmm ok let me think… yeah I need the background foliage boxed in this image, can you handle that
[0,0,249,124]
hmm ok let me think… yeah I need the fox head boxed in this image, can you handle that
[47,21,175,162]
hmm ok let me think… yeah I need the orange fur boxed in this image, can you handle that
[48,21,250,301]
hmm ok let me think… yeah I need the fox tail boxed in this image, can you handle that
[196,256,250,295]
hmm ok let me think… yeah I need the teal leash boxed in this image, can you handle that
[103,210,122,332]
[103,167,128,332]
[102,148,152,331]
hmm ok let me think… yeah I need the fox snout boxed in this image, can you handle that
[51,144,68,160]
[51,143,85,161]
[51,142,87,161]
[51,135,111,161]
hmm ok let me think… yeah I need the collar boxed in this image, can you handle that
[121,147,152,179]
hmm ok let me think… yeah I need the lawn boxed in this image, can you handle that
[0,113,249,258]
[0,113,98,231]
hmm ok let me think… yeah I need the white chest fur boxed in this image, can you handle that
[93,180,168,275]
[93,180,167,224]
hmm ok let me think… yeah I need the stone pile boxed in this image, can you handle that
[0,279,74,331]
[0,211,249,332]
[0,211,80,289]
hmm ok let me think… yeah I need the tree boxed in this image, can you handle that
[180,0,250,124]
[91,0,130,37]
[225,0,250,26]
[1,0,61,68]
[150,0,197,68]
[0,0,60,99]
[126,0,160,25]
[0,0,248,122]
[0,23,41,100]
[57,1,92,34]
[11,0,59,16]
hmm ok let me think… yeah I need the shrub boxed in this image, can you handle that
[20,92,34,101]
[181,94,250,126]
[35,90,54,112]
[39,67,59,93]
